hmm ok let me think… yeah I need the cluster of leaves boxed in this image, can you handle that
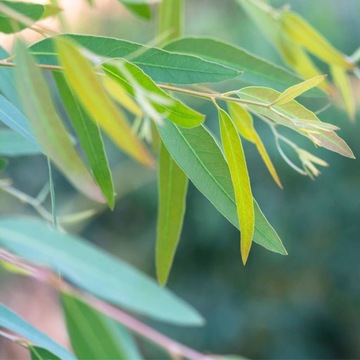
[0,0,358,358]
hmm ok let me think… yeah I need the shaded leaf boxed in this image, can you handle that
[123,3,151,20]
[164,37,323,95]
[273,75,327,105]
[237,86,354,158]
[30,35,240,84]
[157,120,287,255]
[0,217,204,326]
[102,59,204,128]
[55,37,154,167]
[29,346,61,360]
[228,102,282,188]
[14,40,104,203]
[0,304,75,360]
[280,12,354,70]
[218,108,254,264]
[53,72,115,209]
[156,143,188,285]
[0,129,41,156]
[62,293,143,360]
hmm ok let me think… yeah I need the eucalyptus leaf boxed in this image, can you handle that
[0,217,204,326]
[0,129,41,156]
[0,304,75,360]
[122,3,151,20]
[157,120,287,255]
[29,35,240,84]
[29,346,61,360]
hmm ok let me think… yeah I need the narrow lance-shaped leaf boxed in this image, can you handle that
[330,65,356,121]
[0,304,75,360]
[53,72,115,209]
[228,102,282,188]
[120,2,151,20]
[55,37,154,167]
[273,75,327,106]
[218,108,254,264]
[0,129,41,156]
[280,12,354,70]
[102,59,204,128]
[156,143,188,285]
[29,347,61,360]
[62,293,143,360]
[14,40,104,203]
[157,121,287,255]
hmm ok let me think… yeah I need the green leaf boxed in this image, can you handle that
[157,121,287,255]
[102,59,204,128]
[0,1,61,34]
[29,346,61,360]
[55,37,154,168]
[0,129,41,156]
[237,86,354,158]
[0,94,38,145]
[159,0,183,43]
[156,143,188,285]
[14,40,104,203]
[29,35,241,84]
[0,157,8,172]
[0,217,204,326]
[0,304,75,360]
[53,72,115,209]
[218,108,254,264]
[122,3,151,20]
[164,37,322,95]
[62,293,143,360]
[273,75,327,105]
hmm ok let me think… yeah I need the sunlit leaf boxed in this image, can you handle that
[14,40,104,203]
[102,59,204,128]
[29,346,61,360]
[330,65,356,121]
[157,120,287,255]
[62,293,143,360]
[55,37,154,167]
[218,108,254,264]
[0,217,204,326]
[228,102,282,188]
[159,0,183,43]
[156,143,188,285]
[0,129,41,156]
[280,12,354,70]
[273,75,327,105]
[0,304,75,360]
[30,35,240,84]
[53,72,115,209]
[238,86,354,158]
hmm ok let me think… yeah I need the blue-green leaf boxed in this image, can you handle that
[0,129,41,156]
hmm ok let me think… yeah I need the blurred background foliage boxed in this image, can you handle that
[0,0,359,359]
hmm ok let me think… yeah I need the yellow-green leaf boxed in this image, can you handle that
[273,75,327,105]
[55,37,154,168]
[14,40,104,203]
[156,143,188,286]
[228,102,282,188]
[280,12,354,70]
[330,65,356,121]
[218,108,254,264]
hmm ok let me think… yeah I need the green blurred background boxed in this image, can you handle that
[1,0,360,358]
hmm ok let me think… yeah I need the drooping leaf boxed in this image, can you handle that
[159,0,183,43]
[164,37,323,95]
[29,346,61,360]
[0,217,204,326]
[157,120,287,255]
[156,143,188,285]
[0,1,61,34]
[218,108,254,264]
[0,304,75,360]
[14,40,104,203]
[273,75,327,105]
[330,65,356,121]
[102,59,205,128]
[237,86,354,158]
[228,102,282,188]
[53,72,115,209]
[62,293,143,360]
[29,35,241,84]
[280,12,354,70]
[55,37,154,168]
[0,129,41,156]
